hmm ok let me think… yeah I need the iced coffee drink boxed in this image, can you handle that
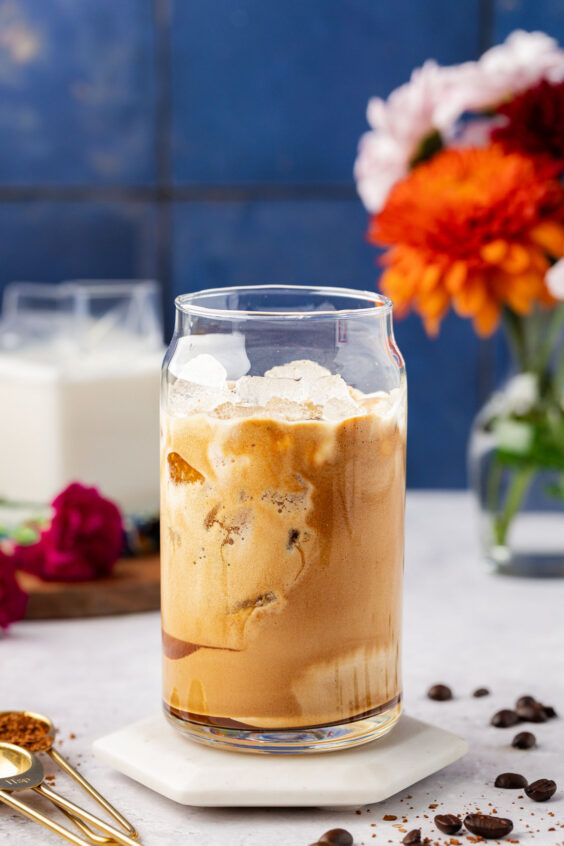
[162,301,406,754]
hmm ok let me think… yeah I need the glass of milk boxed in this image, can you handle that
[0,280,164,514]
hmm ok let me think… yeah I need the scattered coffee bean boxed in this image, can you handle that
[494,772,528,789]
[464,813,513,839]
[543,704,557,719]
[317,830,353,846]
[383,814,397,821]
[473,687,490,697]
[516,702,548,723]
[318,829,353,846]
[525,778,557,802]
[512,731,536,749]
[402,830,421,845]
[516,695,536,708]
[491,708,519,728]
[434,814,462,834]
[427,684,452,701]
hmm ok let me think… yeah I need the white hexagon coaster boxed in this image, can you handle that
[92,714,467,808]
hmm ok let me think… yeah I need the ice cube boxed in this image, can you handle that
[176,353,227,388]
[169,380,232,415]
[322,398,365,420]
[236,375,307,405]
[265,398,314,421]
[308,374,351,405]
[265,360,331,381]
[212,403,264,419]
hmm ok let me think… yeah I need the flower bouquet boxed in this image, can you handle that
[355,31,564,575]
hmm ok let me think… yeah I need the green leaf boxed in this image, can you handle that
[410,130,443,167]
[493,404,564,471]
[12,525,40,545]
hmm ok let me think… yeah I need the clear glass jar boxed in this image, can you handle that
[160,285,406,753]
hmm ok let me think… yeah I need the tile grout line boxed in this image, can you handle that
[153,0,174,334]
[0,184,357,201]
[478,0,495,55]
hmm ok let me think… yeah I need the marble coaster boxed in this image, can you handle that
[93,714,467,808]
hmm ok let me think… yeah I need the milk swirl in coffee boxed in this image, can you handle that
[161,357,406,731]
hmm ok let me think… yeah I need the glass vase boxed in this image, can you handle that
[469,306,564,577]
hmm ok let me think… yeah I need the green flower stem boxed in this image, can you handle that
[493,465,535,547]
[486,454,503,514]
[532,303,564,376]
[502,308,530,371]
[555,345,564,395]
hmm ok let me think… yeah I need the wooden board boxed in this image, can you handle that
[17,556,160,619]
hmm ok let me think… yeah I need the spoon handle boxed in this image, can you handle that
[0,788,92,846]
[49,748,137,838]
[37,785,140,846]
[59,810,115,845]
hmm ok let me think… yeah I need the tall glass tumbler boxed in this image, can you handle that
[161,286,406,753]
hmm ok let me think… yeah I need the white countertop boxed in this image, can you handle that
[2,492,564,845]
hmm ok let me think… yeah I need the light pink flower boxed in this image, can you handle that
[546,259,564,300]
[446,32,564,148]
[477,30,564,105]
[450,116,507,149]
[354,131,410,214]
[354,30,564,212]
[354,59,497,211]
[355,60,463,211]
[437,32,564,121]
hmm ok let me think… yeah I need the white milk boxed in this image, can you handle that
[0,281,164,513]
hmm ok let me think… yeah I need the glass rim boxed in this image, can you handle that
[174,285,393,321]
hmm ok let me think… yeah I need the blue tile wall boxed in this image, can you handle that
[171,0,482,184]
[396,316,481,488]
[0,0,156,185]
[0,203,157,286]
[171,199,376,293]
[1,0,562,486]
[493,0,564,41]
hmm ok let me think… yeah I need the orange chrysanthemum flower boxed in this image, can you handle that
[369,145,564,335]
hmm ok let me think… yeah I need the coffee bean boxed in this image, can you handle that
[516,702,548,723]
[434,814,462,834]
[516,695,536,708]
[402,830,421,845]
[494,772,528,789]
[318,829,353,846]
[512,731,536,749]
[525,778,557,802]
[427,684,452,701]
[491,708,519,727]
[473,687,490,697]
[464,814,513,839]
[543,704,557,719]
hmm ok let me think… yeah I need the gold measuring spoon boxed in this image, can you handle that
[0,741,96,846]
[0,711,137,843]
[0,742,140,846]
